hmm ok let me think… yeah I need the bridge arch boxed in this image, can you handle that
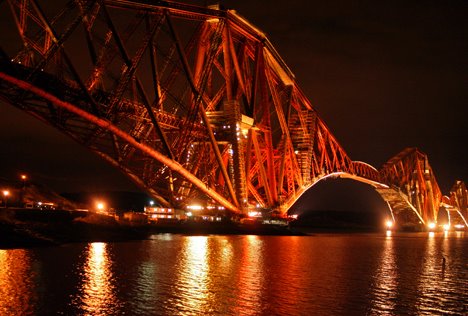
[287,176,393,229]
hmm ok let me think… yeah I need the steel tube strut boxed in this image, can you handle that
[0,72,241,214]
[100,7,175,161]
[165,12,239,208]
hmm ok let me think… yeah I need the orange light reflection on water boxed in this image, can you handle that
[170,236,211,313]
[233,235,264,314]
[0,249,36,315]
[414,232,455,314]
[369,233,397,314]
[76,242,118,315]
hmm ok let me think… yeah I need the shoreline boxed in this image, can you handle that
[0,208,304,249]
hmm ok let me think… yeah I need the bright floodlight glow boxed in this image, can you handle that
[428,222,436,230]
[454,224,465,229]
[21,174,27,180]
[96,202,105,210]
[386,220,393,228]
[443,224,450,231]
[187,205,203,210]
[2,190,9,197]
[149,200,154,206]
[248,211,262,217]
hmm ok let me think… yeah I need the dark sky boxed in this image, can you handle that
[0,1,467,208]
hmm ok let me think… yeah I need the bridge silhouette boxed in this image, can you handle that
[0,0,466,230]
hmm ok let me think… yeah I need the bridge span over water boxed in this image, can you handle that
[0,0,466,230]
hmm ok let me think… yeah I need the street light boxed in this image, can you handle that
[96,202,105,213]
[20,174,27,187]
[428,222,437,231]
[2,190,10,208]
[19,174,28,207]
[386,220,394,230]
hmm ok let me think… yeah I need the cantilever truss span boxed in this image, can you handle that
[0,0,465,227]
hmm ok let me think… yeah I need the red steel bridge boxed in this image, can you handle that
[0,0,466,230]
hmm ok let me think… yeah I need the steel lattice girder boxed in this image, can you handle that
[379,148,442,224]
[0,0,461,220]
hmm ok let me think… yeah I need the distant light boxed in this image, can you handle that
[248,211,262,217]
[186,212,193,217]
[96,202,105,211]
[21,174,27,180]
[2,190,9,197]
[428,222,436,230]
[454,224,465,229]
[187,205,203,210]
[386,220,393,229]
[149,200,154,206]
[289,214,298,220]
[443,224,450,231]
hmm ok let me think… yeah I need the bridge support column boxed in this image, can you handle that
[225,101,248,212]
[424,169,437,224]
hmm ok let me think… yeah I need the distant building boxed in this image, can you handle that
[144,207,186,223]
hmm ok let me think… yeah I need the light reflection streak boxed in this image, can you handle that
[170,236,211,313]
[218,236,234,267]
[266,237,303,313]
[369,234,397,314]
[414,232,467,314]
[77,242,118,315]
[233,235,264,315]
[0,249,36,315]
[415,232,440,314]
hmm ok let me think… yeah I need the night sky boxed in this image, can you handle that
[0,1,466,211]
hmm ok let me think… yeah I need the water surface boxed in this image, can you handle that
[0,232,466,315]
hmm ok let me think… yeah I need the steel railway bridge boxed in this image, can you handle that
[0,0,466,230]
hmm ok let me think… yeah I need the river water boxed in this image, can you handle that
[0,232,466,315]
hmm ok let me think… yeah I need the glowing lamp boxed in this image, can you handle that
[443,224,450,231]
[248,211,261,217]
[428,222,436,230]
[386,220,393,229]
[96,202,105,212]
[2,190,10,208]
[187,205,203,210]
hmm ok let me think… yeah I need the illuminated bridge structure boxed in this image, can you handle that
[0,0,466,230]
